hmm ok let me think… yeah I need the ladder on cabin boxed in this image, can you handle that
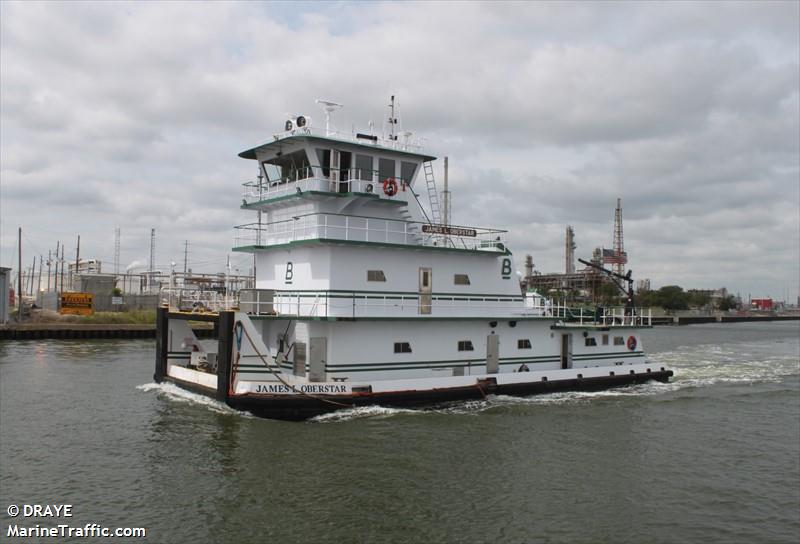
[422,161,442,225]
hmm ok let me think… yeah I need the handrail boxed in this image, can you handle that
[233,213,507,251]
[242,166,415,203]
[270,126,425,153]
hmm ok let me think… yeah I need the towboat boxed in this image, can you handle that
[154,100,672,420]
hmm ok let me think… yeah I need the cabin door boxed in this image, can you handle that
[560,333,572,369]
[309,337,327,382]
[486,334,499,374]
[418,267,432,314]
[293,342,307,377]
[339,151,352,192]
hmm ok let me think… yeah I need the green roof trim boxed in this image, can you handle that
[238,134,437,162]
[232,238,512,256]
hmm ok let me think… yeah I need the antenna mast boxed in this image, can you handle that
[315,99,343,136]
[387,95,398,141]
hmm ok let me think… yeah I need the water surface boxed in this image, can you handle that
[1,321,798,543]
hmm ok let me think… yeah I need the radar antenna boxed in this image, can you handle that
[315,99,343,136]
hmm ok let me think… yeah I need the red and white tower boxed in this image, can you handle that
[612,198,626,277]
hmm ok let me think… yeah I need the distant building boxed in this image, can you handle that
[68,259,102,275]
[751,298,773,311]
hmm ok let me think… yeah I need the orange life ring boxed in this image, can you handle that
[627,336,637,351]
[383,178,398,197]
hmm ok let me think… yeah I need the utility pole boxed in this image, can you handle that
[17,227,22,322]
[29,257,35,296]
[47,250,52,291]
[114,227,121,275]
[75,234,80,274]
[59,244,65,297]
[55,241,60,292]
[183,240,189,276]
[149,228,156,293]
[37,255,42,296]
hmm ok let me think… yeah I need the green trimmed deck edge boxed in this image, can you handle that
[241,191,408,209]
[247,314,559,322]
[233,238,512,256]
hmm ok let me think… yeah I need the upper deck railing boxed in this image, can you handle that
[273,125,426,153]
[242,166,412,204]
[233,213,508,252]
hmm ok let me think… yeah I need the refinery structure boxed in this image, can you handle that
[522,198,632,302]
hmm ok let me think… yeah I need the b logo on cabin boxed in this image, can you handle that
[285,262,293,284]
[501,258,512,279]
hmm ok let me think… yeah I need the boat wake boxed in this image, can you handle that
[312,340,799,420]
[137,382,252,417]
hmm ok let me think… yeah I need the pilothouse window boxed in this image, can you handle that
[263,150,311,184]
[356,154,373,181]
[400,162,417,185]
[379,158,395,182]
[315,149,331,178]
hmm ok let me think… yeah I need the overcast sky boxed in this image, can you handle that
[1,1,798,302]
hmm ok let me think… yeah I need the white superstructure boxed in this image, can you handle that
[156,101,669,420]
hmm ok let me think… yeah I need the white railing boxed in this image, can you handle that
[242,167,413,204]
[239,290,527,318]
[234,213,508,252]
[160,288,236,313]
[545,304,653,327]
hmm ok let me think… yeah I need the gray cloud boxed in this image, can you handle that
[1,1,797,301]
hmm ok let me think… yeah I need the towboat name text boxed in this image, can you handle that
[255,384,348,394]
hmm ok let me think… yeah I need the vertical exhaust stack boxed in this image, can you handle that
[565,226,575,274]
[442,157,450,228]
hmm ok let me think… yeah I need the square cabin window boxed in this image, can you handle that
[602,334,609,345]
[367,270,386,282]
[458,340,474,351]
[394,342,412,354]
[400,161,417,185]
[614,336,625,346]
[356,154,373,181]
[454,274,470,285]
[378,158,395,182]
[585,337,598,347]
[518,339,532,349]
